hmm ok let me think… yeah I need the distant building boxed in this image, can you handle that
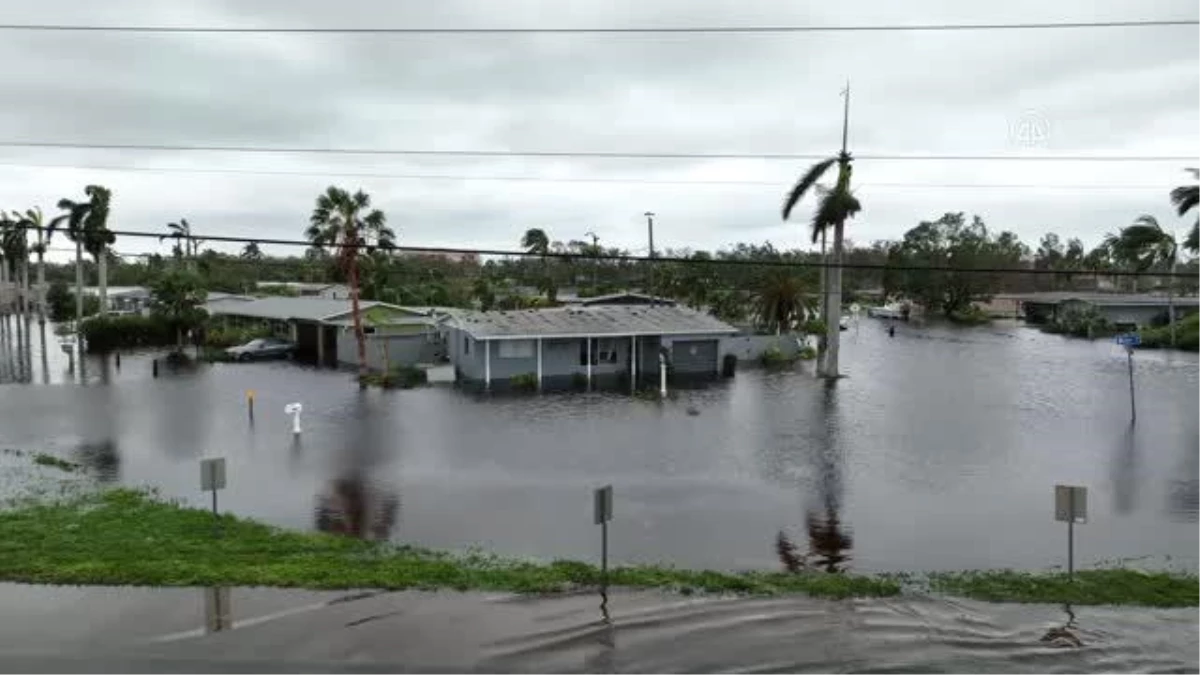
[398,249,480,264]
[1010,292,1200,330]
[82,286,152,314]
[444,304,738,391]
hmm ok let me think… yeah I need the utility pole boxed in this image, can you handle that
[644,212,656,302]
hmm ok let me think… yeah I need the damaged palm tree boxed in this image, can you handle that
[781,84,861,378]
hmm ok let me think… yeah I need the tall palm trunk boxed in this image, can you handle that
[74,238,83,331]
[823,220,845,378]
[1167,258,1176,347]
[348,248,368,386]
[36,230,46,325]
[97,250,108,317]
[19,259,29,320]
[819,230,828,351]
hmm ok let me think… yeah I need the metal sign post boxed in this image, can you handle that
[200,457,227,537]
[593,485,613,599]
[204,587,232,633]
[246,390,255,425]
[1115,334,1140,424]
[1054,485,1087,580]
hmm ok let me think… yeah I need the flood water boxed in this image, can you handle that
[0,314,1196,574]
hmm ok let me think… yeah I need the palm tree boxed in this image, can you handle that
[80,186,115,316]
[50,196,91,328]
[753,271,810,335]
[51,186,115,321]
[240,242,263,261]
[1112,216,1179,344]
[1171,168,1198,255]
[306,186,394,383]
[11,208,50,324]
[782,151,861,377]
[521,228,553,300]
[521,228,550,256]
[0,215,30,320]
[162,218,201,269]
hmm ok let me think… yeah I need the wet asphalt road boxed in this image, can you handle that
[0,583,1195,673]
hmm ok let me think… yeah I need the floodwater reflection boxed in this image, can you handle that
[314,392,400,540]
[314,474,400,540]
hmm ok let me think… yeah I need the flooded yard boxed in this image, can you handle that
[0,317,1196,574]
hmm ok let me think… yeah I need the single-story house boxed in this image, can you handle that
[255,282,352,299]
[204,296,448,369]
[1011,292,1200,330]
[445,304,738,391]
[83,286,152,313]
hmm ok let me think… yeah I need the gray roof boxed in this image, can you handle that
[451,305,738,340]
[205,297,396,322]
[567,292,677,306]
[1005,292,1200,307]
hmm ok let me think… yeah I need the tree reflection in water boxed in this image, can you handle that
[776,381,854,573]
[314,393,401,540]
[314,474,400,541]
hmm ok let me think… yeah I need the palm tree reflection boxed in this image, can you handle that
[314,473,400,541]
[776,380,854,573]
[805,507,853,573]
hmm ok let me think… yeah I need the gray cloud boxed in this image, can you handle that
[0,0,1194,264]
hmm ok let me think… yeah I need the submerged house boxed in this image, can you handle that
[204,296,449,369]
[445,304,738,391]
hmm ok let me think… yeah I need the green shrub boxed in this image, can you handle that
[798,345,818,360]
[360,365,430,390]
[571,373,589,389]
[510,372,539,392]
[760,345,797,368]
[947,305,991,325]
[1041,306,1115,340]
[46,282,101,323]
[80,315,174,353]
[801,319,826,336]
[1138,313,1199,351]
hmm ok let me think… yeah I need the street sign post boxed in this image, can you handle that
[203,587,232,633]
[200,457,227,536]
[1054,484,1087,579]
[593,485,613,598]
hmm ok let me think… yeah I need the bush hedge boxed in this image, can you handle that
[1138,313,1199,351]
[79,315,174,353]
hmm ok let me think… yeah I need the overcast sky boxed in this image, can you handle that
[0,0,1196,263]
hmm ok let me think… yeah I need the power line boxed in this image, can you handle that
[0,161,1172,190]
[0,19,1191,34]
[17,223,1196,279]
[0,141,1186,162]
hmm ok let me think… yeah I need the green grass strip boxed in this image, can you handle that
[0,489,895,598]
[929,569,1198,608]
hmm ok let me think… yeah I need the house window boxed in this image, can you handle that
[579,338,620,365]
[596,339,619,364]
[498,340,535,359]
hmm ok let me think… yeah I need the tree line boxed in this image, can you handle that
[1,169,1196,377]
